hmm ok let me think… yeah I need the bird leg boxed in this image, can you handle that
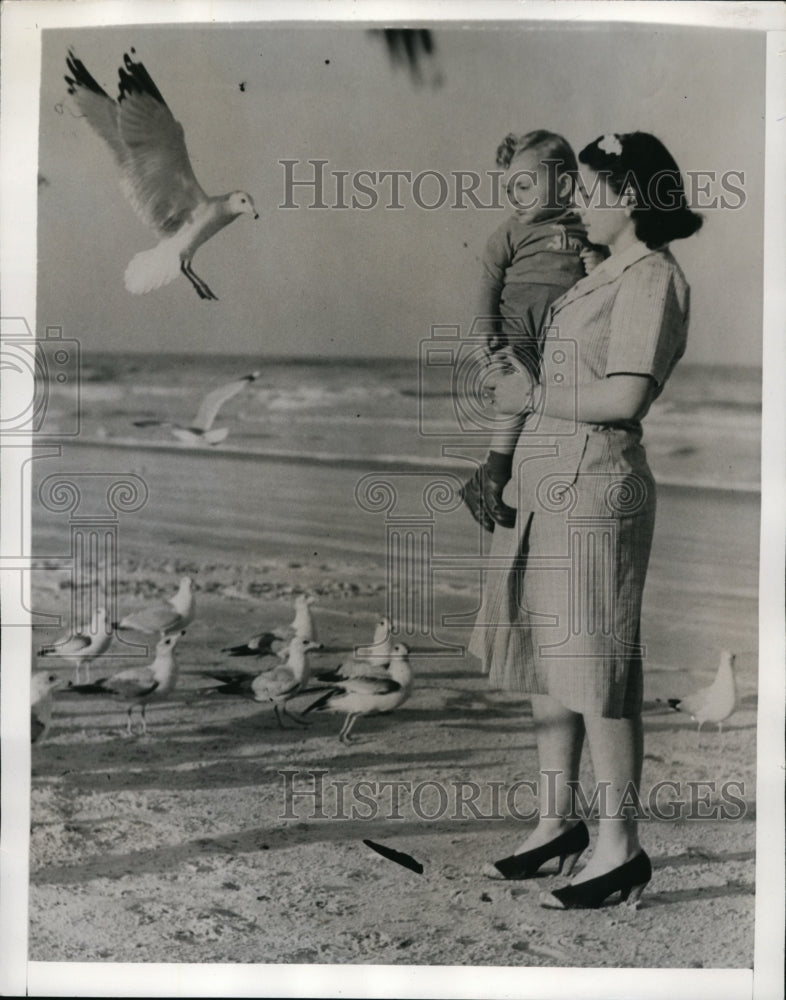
[181,260,218,301]
[273,704,288,730]
[126,706,134,736]
[339,714,360,744]
[140,704,148,736]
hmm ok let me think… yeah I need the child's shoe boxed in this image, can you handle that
[459,468,516,531]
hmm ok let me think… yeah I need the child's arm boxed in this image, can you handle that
[476,279,504,354]
[478,222,512,356]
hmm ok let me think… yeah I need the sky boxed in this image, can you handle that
[36,21,766,365]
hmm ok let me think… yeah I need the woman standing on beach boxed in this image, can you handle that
[470,132,703,909]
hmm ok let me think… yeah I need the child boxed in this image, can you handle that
[460,130,601,532]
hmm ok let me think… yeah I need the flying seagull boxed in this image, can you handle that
[304,642,413,744]
[38,607,111,683]
[133,370,260,445]
[667,650,738,734]
[115,576,195,636]
[70,630,186,735]
[64,49,258,300]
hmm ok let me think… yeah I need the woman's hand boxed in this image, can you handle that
[486,351,537,415]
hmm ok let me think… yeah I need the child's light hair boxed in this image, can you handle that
[496,129,579,181]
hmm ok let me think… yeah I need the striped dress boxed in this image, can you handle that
[468,241,690,718]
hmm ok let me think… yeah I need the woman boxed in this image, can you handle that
[470,132,702,909]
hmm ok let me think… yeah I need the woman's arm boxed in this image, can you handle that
[543,373,655,423]
[492,361,655,424]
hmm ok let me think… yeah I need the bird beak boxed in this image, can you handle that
[253,212,260,220]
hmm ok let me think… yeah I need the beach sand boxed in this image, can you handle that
[28,444,758,967]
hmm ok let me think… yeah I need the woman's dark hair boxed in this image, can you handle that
[578,132,703,248]
[497,129,578,181]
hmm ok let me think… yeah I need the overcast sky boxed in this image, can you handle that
[37,22,765,365]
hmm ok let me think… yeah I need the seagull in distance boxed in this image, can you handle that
[304,642,413,744]
[64,49,258,300]
[314,616,394,682]
[70,630,186,736]
[115,576,195,636]
[38,607,111,683]
[133,370,260,445]
[667,650,738,734]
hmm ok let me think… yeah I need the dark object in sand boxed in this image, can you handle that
[363,839,424,875]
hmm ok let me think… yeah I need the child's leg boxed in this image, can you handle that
[460,415,526,532]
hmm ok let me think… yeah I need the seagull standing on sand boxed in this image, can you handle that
[38,607,111,682]
[250,637,322,729]
[70,630,186,735]
[64,49,258,300]
[31,672,66,744]
[204,594,320,691]
[315,616,393,682]
[667,650,738,733]
[222,593,318,657]
[134,370,261,445]
[116,576,195,636]
[304,643,413,744]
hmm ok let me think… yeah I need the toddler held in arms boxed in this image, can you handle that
[460,129,604,532]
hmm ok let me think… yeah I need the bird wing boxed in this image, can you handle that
[341,676,402,697]
[40,634,91,656]
[114,53,207,235]
[65,51,126,161]
[251,665,297,700]
[103,666,159,700]
[120,604,181,633]
[192,374,257,431]
[679,685,712,716]
[316,659,388,682]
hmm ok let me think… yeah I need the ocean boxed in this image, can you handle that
[43,352,761,492]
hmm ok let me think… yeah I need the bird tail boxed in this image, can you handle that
[302,688,337,715]
[667,698,682,711]
[38,646,56,656]
[124,241,182,295]
[69,681,108,695]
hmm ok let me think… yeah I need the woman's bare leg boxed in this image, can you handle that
[512,692,585,852]
[569,710,644,882]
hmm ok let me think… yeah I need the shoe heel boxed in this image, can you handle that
[559,849,584,877]
[623,881,648,909]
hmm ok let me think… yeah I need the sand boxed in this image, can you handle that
[28,445,758,968]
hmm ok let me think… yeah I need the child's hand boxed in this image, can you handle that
[487,350,537,415]
[580,247,605,274]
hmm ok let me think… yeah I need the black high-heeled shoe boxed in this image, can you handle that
[539,849,652,910]
[483,820,590,880]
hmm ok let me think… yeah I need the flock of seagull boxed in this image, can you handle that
[32,576,738,747]
[33,583,414,745]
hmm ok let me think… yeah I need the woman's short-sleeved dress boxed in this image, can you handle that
[468,241,690,719]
